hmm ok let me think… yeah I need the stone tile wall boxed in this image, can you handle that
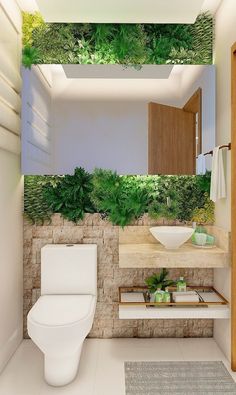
[24,214,214,338]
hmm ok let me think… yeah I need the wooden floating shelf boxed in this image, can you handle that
[119,243,230,269]
[119,286,230,320]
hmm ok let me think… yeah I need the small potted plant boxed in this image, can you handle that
[145,268,175,294]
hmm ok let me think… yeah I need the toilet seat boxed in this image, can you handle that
[28,294,96,327]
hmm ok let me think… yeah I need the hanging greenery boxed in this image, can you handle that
[24,168,213,226]
[43,168,95,223]
[167,13,214,65]
[24,176,53,224]
[91,169,150,227]
[22,12,214,68]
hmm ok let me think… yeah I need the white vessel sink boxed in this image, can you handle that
[149,226,194,250]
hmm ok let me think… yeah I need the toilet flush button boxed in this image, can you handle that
[66,244,75,247]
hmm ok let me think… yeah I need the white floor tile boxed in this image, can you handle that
[0,340,43,395]
[0,338,234,395]
[179,338,225,361]
[93,339,183,395]
[39,340,99,395]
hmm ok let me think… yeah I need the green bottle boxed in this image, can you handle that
[177,277,187,292]
[163,287,171,303]
[196,225,207,234]
[154,289,163,303]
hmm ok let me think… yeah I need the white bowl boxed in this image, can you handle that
[150,226,194,250]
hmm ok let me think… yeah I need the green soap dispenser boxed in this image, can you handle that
[163,287,171,303]
[177,277,187,292]
[154,288,163,303]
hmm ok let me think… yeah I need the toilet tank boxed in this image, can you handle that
[41,244,97,296]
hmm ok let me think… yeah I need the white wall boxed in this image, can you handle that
[0,149,23,372]
[214,0,235,231]
[0,0,23,372]
[53,100,148,174]
[21,66,53,174]
[51,66,215,175]
[213,0,236,362]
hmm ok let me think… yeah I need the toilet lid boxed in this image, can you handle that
[28,294,95,327]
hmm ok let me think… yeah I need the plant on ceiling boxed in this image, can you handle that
[167,12,214,64]
[22,11,45,46]
[22,12,214,68]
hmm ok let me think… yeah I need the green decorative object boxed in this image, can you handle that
[176,277,187,292]
[163,288,171,303]
[154,290,164,303]
[22,12,214,66]
[206,234,215,245]
[145,269,175,294]
[195,225,207,233]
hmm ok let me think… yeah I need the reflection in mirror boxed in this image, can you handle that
[21,65,215,175]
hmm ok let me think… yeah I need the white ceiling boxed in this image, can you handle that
[35,0,206,23]
[201,0,222,14]
[17,0,39,13]
[18,0,223,21]
[63,65,174,79]
[45,65,210,103]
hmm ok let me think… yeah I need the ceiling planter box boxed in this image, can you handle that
[36,0,205,24]
[22,10,214,68]
[62,65,174,79]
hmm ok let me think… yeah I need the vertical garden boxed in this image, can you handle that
[22,12,214,67]
[22,12,215,226]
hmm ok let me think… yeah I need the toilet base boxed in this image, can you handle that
[44,345,83,386]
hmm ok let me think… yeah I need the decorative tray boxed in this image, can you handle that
[119,286,228,307]
[191,242,216,249]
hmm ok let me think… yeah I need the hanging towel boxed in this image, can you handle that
[210,147,226,202]
[196,154,206,175]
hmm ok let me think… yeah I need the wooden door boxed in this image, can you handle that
[148,102,196,175]
[183,88,202,156]
[231,42,236,371]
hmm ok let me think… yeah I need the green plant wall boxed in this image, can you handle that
[22,12,214,68]
[24,168,214,227]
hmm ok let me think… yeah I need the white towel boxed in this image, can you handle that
[210,147,226,202]
[196,154,206,175]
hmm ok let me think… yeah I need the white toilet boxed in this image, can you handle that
[27,244,97,387]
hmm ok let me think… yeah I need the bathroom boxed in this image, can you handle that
[0,0,236,394]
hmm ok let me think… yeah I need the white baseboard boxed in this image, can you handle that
[0,324,23,373]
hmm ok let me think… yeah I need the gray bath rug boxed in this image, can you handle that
[125,361,236,394]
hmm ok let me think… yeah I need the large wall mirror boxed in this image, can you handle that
[21,64,215,175]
